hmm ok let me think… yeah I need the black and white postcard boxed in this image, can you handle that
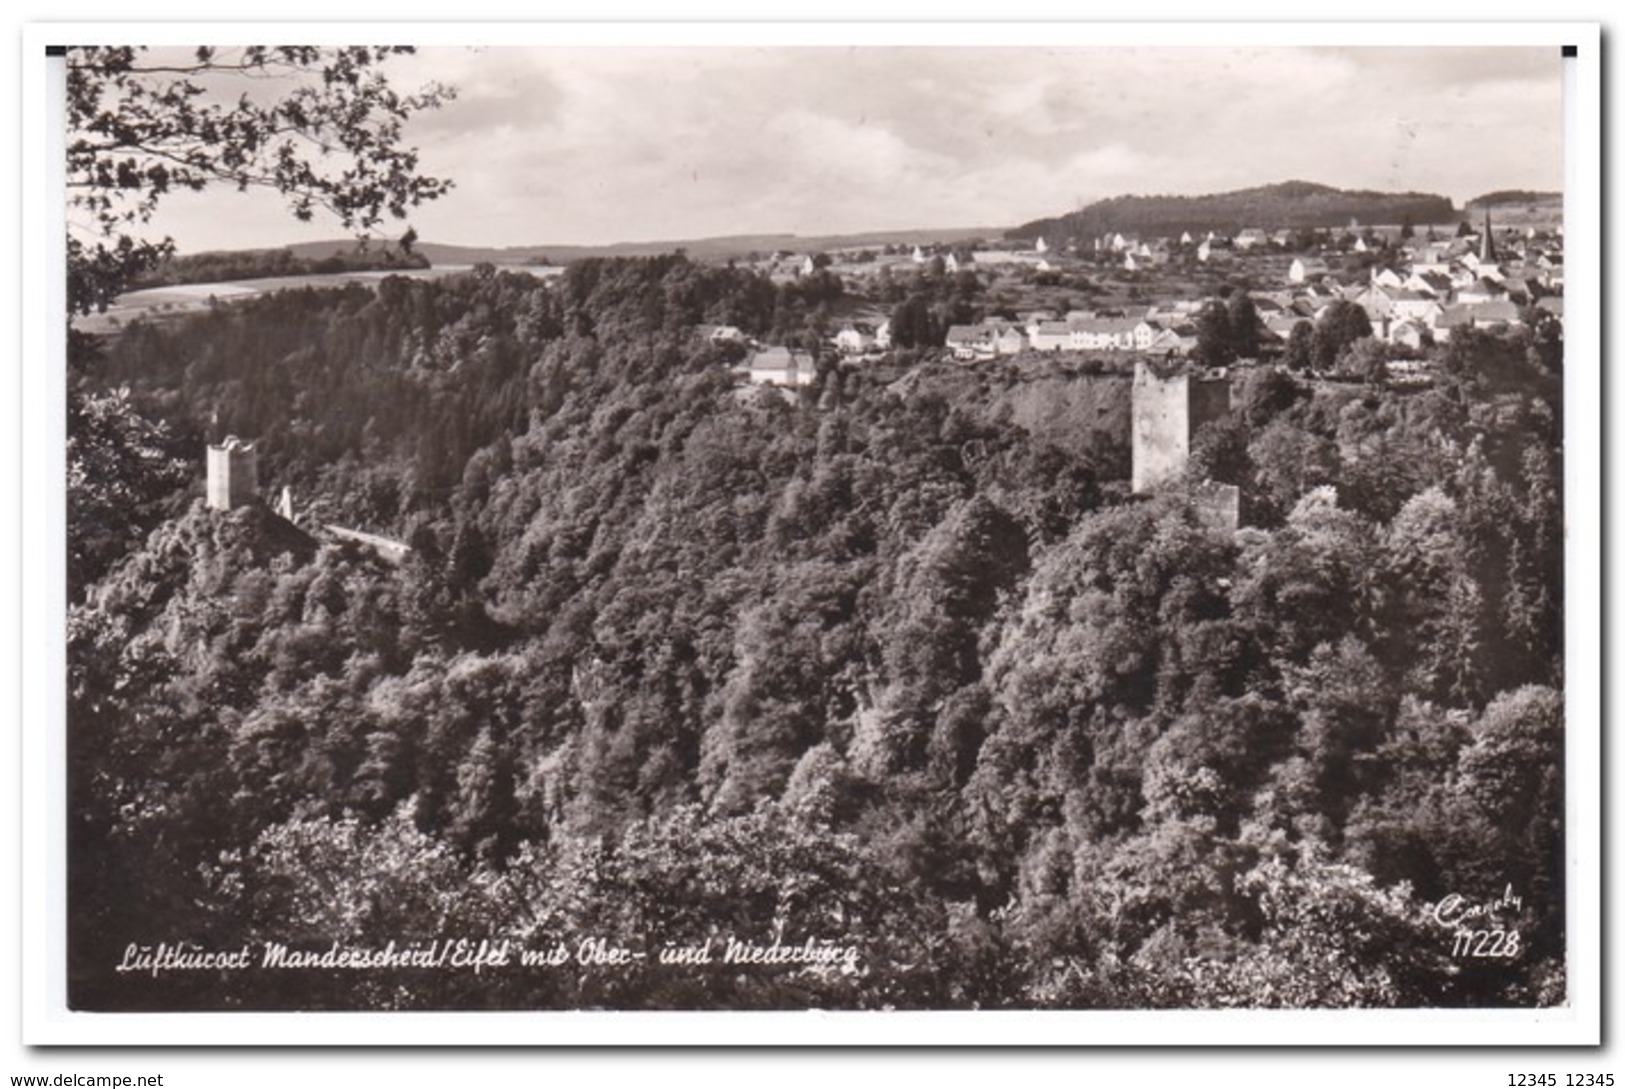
[24,21,1602,1047]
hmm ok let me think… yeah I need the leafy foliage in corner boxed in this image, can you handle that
[66,46,454,313]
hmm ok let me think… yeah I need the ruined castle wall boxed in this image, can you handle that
[1132,364,1234,494]
[1132,366,1191,493]
[206,441,258,511]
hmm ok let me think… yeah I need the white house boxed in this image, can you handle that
[945,322,1025,360]
[991,324,1027,356]
[1388,319,1431,351]
[697,323,746,344]
[1289,257,1330,284]
[1409,246,1449,272]
[1391,290,1444,325]
[834,324,876,355]
[945,325,991,360]
[1028,320,1072,351]
[1447,264,1480,290]
[1150,323,1198,354]
[1070,317,1138,351]
[1352,285,1395,323]
[745,346,817,386]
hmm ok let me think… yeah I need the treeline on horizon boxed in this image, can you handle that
[131,245,431,290]
[1466,190,1563,208]
[1009,181,1458,243]
[67,255,1564,1012]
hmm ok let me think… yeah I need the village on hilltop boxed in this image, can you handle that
[720,207,1563,386]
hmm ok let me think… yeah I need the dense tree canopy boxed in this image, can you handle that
[1311,300,1375,372]
[67,254,1565,1012]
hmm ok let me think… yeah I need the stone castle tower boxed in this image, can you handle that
[206,436,258,511]
[1131,360,1231,493]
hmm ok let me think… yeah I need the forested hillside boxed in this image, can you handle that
[131,246,431,290]
[67,256,1565,1011]
[1009,181,1456,243]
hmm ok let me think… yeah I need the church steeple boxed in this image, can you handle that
[1480,207,1498,263]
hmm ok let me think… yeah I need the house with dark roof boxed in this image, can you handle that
[1499,278,1533,305]
[1456,277,1508,305]
[1371,267,1406,291]
[1406,270,1454,297]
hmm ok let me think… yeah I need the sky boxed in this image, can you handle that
[88,41,1566,253]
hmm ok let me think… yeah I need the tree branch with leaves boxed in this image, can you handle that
[66,45,456,313]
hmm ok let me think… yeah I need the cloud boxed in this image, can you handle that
[137,43,1566,252]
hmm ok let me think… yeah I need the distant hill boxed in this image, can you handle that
[278,226,1001,268]
[135,245,428,288]
[1007,181,1457,243]
[1466,190,1561,209]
